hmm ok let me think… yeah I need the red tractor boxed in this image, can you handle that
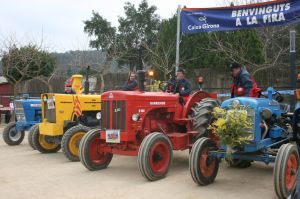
[79,82,218,181]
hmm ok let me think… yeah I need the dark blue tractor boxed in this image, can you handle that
[189,88,300,199]
[2,98,41,149]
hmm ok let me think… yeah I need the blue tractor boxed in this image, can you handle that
[2,97,41,149]
[189,88,300,199]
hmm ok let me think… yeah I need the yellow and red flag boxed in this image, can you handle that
[73,96,82,117]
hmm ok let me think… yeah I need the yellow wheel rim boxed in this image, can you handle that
[39,135,59,150]
[68,132,85,156]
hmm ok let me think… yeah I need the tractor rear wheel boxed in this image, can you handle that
[274,144,299,199]
[138,132,173,181]
[28,124,38,150]
[227,159,252,168]
[32,126,61,153]
[62,125,91,161]
[191,98,219,139]
[2,122,25,146]
[79,129,113,171]
[189,137,219,186]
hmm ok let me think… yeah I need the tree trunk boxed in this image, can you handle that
[99,74,105,94]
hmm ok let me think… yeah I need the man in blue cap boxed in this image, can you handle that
[171,68,192,97]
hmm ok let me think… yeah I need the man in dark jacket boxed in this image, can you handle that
[230,62,261,98]
[172,68,192,97]
[123,72,139,91]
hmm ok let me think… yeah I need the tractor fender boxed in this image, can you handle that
[292,107,300,144]
[182,91,217,118]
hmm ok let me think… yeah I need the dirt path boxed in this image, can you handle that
[0,129,277,199]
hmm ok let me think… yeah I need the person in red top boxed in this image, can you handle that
[230,62,261,98]
[123,72,139,91]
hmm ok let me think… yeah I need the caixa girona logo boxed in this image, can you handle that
[188,15,220,31]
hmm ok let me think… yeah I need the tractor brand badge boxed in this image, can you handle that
[150,102,166,106]
[114,108,121,113]
[30,104,41,107]
[138,109,145,113]
[109,92,114,99]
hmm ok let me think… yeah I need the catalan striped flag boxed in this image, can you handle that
[73,96,82,117]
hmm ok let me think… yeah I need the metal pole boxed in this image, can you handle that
[290,30,296,89]
[175,5,181,75]
[290,29,297,110]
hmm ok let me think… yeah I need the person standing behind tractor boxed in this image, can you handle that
[123,72,139,91]
[230,62,261,98]
[172,68,192,97]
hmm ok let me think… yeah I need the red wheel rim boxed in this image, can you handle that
[149,141,170,175]
[285,153,298,190]
[89,138,109,165]
[199,147,216,178]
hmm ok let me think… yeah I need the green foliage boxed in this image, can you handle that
[1,45,56,84]
[209,104,253,148]
[84,11,116,51]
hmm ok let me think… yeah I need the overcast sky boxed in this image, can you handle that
[0,0,259,52]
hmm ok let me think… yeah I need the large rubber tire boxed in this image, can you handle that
[62,125,91,162]
[79,129,113,171]
[138,132,173,181]
[32,126,61,153]
[2,122,25,146]
[274,144,299,199]
[227,159,252,168]
[191,98,220,138]
[189,137,219,186]
[28,124,38,150]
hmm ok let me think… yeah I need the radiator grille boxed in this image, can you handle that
[43,99,56,123]
[101,100,126,131]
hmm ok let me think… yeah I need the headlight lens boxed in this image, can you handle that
[132,114,140,121]
[261,109,272,120]
[16,114,25,121]
[96,112,101,120]
[43,96,47,102]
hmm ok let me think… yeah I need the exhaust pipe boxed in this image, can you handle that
[137,70,146,92]
[84,66,90,94]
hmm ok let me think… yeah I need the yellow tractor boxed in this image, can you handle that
[31,73,101,161]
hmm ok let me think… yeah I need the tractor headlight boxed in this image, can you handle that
[43,96,47,102]
[96,112,101,120]
[232,99,240,106]
[261,109,272,120]
[132,114,140,121]
[16,113,25,121]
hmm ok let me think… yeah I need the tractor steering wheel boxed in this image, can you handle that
[261,90,284,103]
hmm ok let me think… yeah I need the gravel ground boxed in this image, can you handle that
[0,128,282,199]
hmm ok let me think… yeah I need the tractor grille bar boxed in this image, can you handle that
[112,100,126,131]
[101,100,110,130]
[101,100,126,131]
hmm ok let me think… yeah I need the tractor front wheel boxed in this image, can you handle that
[32,126,61,153]
[138,132,173,181]
[28,124,38,150]
[62,125,91,161]
[274,143,299,199]
[79,129,113,171]
[2,122,25,146]
[189,137,219,186]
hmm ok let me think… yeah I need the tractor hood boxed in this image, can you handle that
[101,91,179,103]
[222,97,280,110]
